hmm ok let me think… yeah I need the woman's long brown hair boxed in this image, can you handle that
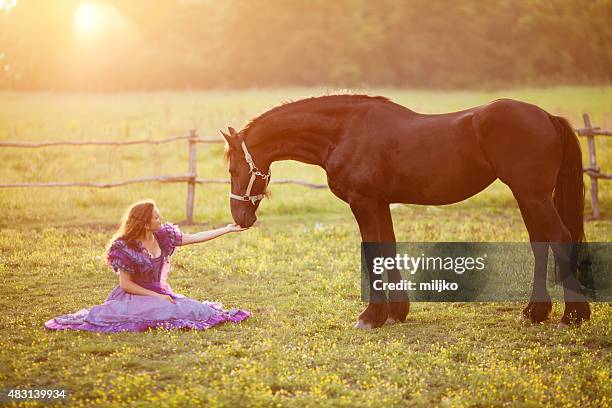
[106,199,156,251]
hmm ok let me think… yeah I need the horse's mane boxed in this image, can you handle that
[223,94,390,163]
[244,94,389,133]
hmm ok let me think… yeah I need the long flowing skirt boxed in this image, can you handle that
[44,285,250,333]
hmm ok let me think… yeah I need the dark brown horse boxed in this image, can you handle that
[221,95,590,329]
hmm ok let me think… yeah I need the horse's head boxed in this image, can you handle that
[221,126,271,228]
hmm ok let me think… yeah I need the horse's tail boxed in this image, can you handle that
[550,115,585,243]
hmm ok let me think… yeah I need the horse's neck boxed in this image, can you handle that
[271,133,333,167]
[252,110,342,168]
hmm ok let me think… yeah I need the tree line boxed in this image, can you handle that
[1,0,610,90]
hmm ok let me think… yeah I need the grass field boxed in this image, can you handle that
[0,87,610,407]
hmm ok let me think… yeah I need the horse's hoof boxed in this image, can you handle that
[385,317,398,325]
[561,301,591,326]
[522,301,552,323]
[357,302,389,329]
[388,301,410,323]
[354,320,373,330]
[557,322,570,330]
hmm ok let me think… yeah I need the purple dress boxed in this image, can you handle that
[44,223,250,333]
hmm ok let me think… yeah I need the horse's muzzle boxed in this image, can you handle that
[237,213,257,229]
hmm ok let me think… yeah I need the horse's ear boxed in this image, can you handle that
[220,129,232,145]
[228,127,238,137]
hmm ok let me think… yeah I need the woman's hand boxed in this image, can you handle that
[158,294,176,304]
[225,223,249,233]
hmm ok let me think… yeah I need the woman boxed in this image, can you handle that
[44,199,251,333]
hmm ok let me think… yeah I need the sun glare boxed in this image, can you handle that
[0,0,17,12]
[74,2,104,35]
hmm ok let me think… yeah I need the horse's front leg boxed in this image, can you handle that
[377,202,410,325]
[350,198,409,329]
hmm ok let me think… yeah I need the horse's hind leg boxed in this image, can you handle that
[514,195,553,323]
[513,192,590,325]
[479,101,589,325]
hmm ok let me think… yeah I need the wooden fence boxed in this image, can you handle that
[576,114,611,219]
[0,114,609,221]
[0,129,326,224]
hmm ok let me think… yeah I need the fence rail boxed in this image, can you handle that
[0,129,327,223]
[0,135,222,148]
[0,113,609,221]
[0,177,328,189]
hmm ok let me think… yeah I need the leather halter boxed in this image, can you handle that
[229,141,271,205]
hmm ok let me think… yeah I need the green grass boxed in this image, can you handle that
[0,87,610,407]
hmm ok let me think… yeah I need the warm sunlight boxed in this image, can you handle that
[71,1,134,46]
[0,0,17,12]
[74,2,104,35]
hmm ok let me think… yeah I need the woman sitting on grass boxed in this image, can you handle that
[45,199,250,333]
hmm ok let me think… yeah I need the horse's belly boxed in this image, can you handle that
[389,173,496,205]
[386,158,496,205]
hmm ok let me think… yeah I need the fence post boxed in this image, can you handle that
[186,129,197,224]
[583,113,600,219]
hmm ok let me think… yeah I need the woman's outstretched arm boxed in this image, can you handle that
[180,223,248,246]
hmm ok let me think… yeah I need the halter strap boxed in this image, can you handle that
[229,141,271,205]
